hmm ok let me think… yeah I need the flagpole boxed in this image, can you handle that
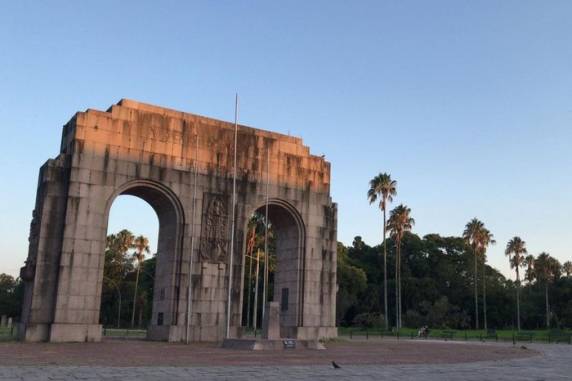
[262,148,270,322]
[226,93,238,339]
[186,135,199,344]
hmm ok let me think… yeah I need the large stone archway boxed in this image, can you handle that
[18,99,338,343]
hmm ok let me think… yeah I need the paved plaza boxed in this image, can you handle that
[0,339,569,380]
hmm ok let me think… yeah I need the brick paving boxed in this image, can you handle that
[0,340,569,380]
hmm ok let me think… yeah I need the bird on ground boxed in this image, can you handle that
[332,361,341,369]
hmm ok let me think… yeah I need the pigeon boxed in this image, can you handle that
[520,345,528,350]
[332,361,341,369]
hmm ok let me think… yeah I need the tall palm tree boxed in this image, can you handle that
[245,213,265,328]
[367,173,397,330]
[563,261,572,277]
[524,255,536,284]
[534,253,561,328]
[131,235,150,328]
[478,227,495,331]
[462,218,484,330]
[387,204,414,329]
[505,236,527,331]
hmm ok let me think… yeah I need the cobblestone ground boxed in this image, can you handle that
[0,342,569,380]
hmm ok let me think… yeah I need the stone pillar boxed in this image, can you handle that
[262,302,280,340]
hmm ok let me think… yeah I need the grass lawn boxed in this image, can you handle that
[0,327,147,341]
[0,326,16,341]
[338,326,572,343]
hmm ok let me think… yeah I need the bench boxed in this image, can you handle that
[440,330,456,341]
[548,330,571,344]
[515,331,534,343]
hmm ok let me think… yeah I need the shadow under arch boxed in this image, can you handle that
[103,179,186,339]
[242,198,307,337]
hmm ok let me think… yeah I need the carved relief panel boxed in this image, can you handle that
[199,193,230,263]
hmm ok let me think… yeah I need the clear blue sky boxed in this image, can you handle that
[1,1,571,278]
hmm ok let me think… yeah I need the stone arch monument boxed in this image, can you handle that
[18,99,337,342]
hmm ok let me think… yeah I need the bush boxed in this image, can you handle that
[405,309,424,328]
[352,312,385,328]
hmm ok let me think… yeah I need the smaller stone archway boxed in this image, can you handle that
[241,199,306,337]
[103,180,186,340]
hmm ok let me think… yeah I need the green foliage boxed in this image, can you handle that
[337,234,572,329]
[99,230,154,328]
[0,274,22,318]
[352,312,385,328]
[336,243,368,324]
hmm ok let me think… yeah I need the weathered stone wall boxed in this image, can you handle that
[19,99,337,342]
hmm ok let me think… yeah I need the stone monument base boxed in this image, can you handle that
[50,323,102,342]
[222,338,325,351]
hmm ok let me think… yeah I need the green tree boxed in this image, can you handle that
[336,233,572,330]
[107,230,136,257]
[463,218,483,329]
[387,204,414,328]
[0,274,22,318]
[367,173,397,330]
[101,230,134,327]
[336,242,368,325]
[104,229,135,283]
[563,261,572,277]
[478,226,495,330]
[534,253,561,328]
[131,235,150,328]
[505,236,527,331]
[241,212,277,328]
[524,255,536,284]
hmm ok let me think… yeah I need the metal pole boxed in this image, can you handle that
[253,249,260,335]
[262,148,270,321]
[186,135,199,344]
[226,94,238,338]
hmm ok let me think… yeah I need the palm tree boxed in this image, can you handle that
[505,236,527,331]
[534,253,561,328]
[352,236,366,251]
[244,213,265,328]
[462,219,484,330]
[104,230,134,327]
[524,255,536,284]
[478,227,495,331]
[108,229,136,259]
[563,261,572,277]
[131,235,150,328]
[367,173,397,330]
[387,204,414,329]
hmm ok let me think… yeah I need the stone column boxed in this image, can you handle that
[262,302,280,340]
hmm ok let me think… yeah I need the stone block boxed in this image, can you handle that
[262,302,280,340]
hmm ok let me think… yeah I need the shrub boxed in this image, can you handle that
[352,312,385,328]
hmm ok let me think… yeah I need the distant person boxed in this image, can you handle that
[418,325,429,338]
